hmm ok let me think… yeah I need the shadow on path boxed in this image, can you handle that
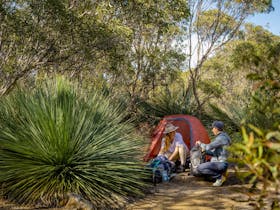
[126,169,259,210]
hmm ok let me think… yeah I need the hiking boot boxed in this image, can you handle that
[176,165,185,173]
[213,176,226,187]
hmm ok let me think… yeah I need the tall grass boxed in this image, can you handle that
[0,78,148,208]
[139,86,196,123]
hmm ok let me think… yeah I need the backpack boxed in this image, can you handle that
[189,145,206,176]
[147,155,174,184]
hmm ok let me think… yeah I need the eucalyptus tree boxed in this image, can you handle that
[0,0,129,95]
[104,0,189,113]
[200,24,280,130]
[231,25,280,128]
[229,29,280,207]
[185,0,273,116]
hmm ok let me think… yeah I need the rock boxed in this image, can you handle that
[231,194,250,202]
[65,193,94,210]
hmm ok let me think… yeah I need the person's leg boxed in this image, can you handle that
[178,145,187,166]
[197,162,228,180]
[177,145,188,172]
[168,147,179,162]
[169,145,187,173]
[169,145,187,164]
[212,162,228,186]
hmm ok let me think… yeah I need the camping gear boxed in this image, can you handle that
[144,115,210,162]
[147,155,175,184]
[189,145,206,176]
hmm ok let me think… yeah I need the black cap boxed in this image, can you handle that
[212,121,224,131]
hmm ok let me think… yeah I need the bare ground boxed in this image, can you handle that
[1,169,278,210]
[125,169,275,210]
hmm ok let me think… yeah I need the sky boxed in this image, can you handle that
[246,0,280,35]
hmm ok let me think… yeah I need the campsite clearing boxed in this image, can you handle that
[0,169,277,210]
[126,169,267,210]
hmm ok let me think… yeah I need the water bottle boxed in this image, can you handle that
[162,170,169,182]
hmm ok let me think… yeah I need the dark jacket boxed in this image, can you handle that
[200,132,231,162]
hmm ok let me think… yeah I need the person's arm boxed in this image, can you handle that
[168,146,179,161]
[196,136,226,155]
[205,150,214,156]
[202,136,226,151]
[168,133,184,161]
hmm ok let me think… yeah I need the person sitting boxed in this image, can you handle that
[196,121,231,186]
[158,123,189,173]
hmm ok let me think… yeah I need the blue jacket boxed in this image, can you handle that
[200,132,231,162]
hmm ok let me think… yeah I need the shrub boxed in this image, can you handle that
[138,86,196,123]
[231,125,280,208]
[0,78,148,208]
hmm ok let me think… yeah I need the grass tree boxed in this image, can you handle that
[0,77,149,208]
[138,84,196,124]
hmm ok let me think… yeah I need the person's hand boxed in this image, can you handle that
[169,160,175,167]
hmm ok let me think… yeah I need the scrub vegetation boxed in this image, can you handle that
[0,0,279,209]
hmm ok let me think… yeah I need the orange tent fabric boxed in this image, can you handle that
[144,114,210,162]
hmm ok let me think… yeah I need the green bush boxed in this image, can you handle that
[229,66,280,208]
[0,78,148,208]
[139,86,195,122]
[231,125,280,208]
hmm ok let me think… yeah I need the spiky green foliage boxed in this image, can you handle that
[0,78,148,208]
[139,86,196,123]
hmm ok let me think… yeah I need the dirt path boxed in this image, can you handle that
[125,169,258,210]
[0,169,270,210]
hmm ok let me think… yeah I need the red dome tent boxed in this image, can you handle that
[144,114,210,162]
